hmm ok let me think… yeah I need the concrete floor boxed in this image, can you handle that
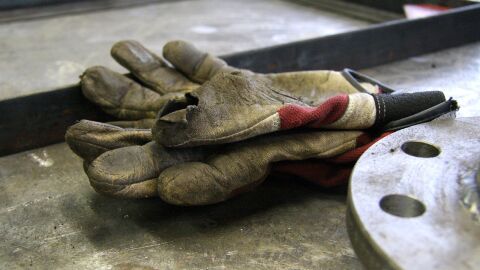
[1,0,480,269]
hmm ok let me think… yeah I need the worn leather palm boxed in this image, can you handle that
[68,40,456,205]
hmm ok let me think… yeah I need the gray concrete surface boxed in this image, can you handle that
[0,0,370,100]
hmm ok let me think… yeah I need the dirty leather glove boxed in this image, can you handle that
[81,40,380,129]
[70,40,457,205]
[82,39,453,142]
[81,40,199,128]
[66,120,379,205]
[155,70,451,147]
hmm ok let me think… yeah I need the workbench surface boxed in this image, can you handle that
[1,0,479,269]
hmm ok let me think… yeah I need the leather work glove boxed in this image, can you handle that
[66,119,383,204]
[80,40,378,128]
[67,40,457,205]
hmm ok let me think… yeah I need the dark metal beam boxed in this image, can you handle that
[223,4,480,73]
[1,4,479,156]
[0,85,113,156]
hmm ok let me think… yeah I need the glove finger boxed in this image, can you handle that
[87,142,213,199]
[65,120,151,163]
[162,40,238,83]
[86,142,163,198]
[157,130,362,206]
[111,40,199,94]
[81,66,173,120]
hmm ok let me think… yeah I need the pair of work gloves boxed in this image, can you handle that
[65,40,457,206]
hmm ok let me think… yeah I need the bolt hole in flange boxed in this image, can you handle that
[380,194,426,218]
[401,141,440,158]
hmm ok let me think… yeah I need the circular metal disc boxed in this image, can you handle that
[347,117,480,270]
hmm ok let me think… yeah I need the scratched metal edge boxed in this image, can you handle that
[346,191,399,270]
[0,4,479,156]
[345,127,402,270]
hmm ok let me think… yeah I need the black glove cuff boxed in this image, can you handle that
[372,91,458,131]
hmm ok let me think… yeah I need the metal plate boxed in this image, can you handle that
[347,117,480,269]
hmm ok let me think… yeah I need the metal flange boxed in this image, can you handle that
[347,117,480,269]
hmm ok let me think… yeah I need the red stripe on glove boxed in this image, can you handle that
[277,95,349,130]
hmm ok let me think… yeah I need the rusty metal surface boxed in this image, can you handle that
[348,117,480,269]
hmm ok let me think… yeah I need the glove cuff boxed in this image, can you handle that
[372,91,458,131]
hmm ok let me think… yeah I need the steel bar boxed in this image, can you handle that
[224,4,480,73]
